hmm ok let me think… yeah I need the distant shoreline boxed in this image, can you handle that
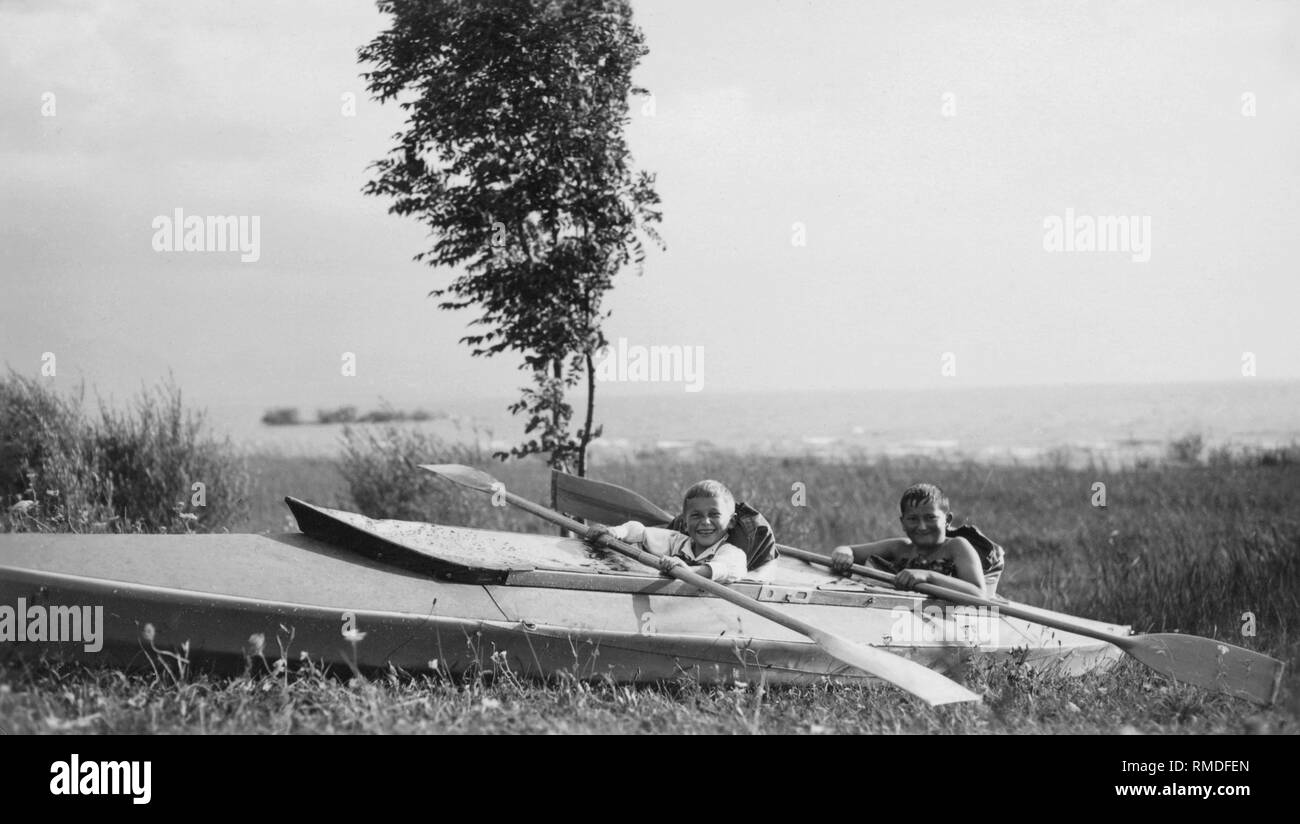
[260,405,446,426]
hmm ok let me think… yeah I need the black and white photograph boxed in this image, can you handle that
[0,0,1295,765]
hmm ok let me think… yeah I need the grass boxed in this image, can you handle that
[1,372,250,533]
[0,655,1280,735]
[243,451,351,533]
[3,405,1298,733]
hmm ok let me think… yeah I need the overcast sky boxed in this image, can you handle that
[2,0,1297,413]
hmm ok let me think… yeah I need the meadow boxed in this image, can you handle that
[1,375,1296,733]
[4,448,1298,733]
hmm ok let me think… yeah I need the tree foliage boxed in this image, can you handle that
[360,0,662,474]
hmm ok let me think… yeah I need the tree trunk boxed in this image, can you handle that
[550,358,567,474]
[578,348,596,477]
[550,358,567,536]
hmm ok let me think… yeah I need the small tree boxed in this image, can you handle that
[360,0,662,475]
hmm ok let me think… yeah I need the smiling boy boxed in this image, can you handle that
[584,480,752,583]
[828,483,989,597]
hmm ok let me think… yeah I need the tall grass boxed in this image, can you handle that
[0,654,1269,734]
[1,374,117,531]
[337,423,548,531]
[244,452,351,532]
[0,372,249,533]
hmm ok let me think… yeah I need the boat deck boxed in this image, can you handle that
[0,514,1131,684]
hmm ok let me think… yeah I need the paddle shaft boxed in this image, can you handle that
[499,487,891,644]
[776,544,1137,646]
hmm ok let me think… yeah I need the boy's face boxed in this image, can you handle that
[682,496,734,549]
[899,500,951,549]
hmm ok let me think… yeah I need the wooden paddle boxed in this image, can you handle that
[421,464,980,706]
[551,470,1286,706]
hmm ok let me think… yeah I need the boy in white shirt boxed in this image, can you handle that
[584,480,750,584]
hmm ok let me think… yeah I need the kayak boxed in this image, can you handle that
[0,497,1130,685]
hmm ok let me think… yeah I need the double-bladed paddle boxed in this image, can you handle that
[551,470,1286,706]
[422,464,980,706]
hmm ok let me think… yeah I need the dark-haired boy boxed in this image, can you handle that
[828,483,999,597]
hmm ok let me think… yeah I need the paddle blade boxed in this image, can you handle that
[551,470,673,525]
[811,630,981,706]
[1124,634,1284,706]
[419,464,498,494]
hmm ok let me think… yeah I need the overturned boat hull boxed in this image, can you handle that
[0,500,1129,685]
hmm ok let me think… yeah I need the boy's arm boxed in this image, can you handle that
[640,532,748,582]
[852,539,908,564]
[588,523,697,577]
[635,525,688,558]
[587,521,658,553]
[584,520,645,546]
[829,538,907,574]
[628,527,749,582]
[695,543,749,584]
[592,525,745,582]
[895,538,987,597]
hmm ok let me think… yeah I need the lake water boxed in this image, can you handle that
[205,380,1300,467]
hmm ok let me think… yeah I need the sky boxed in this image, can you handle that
[1,0,1297,417]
